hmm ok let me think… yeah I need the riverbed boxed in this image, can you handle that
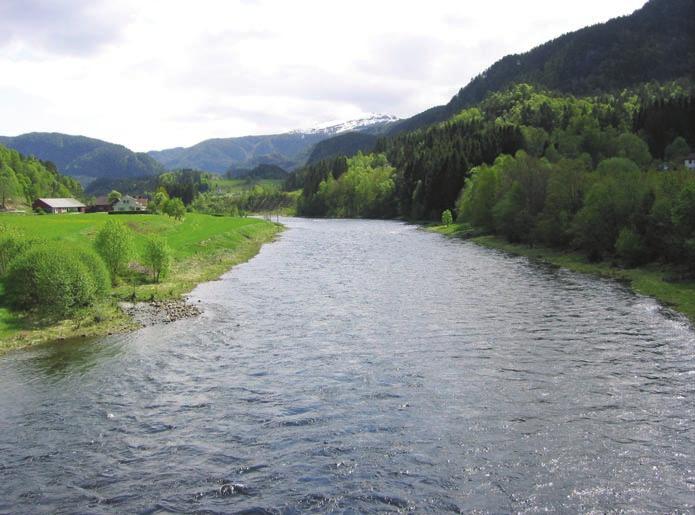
[1,218,693,512]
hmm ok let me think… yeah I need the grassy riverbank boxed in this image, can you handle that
[0,213,281,354]
[429,223,695,324]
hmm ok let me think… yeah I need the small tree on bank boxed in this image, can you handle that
[143,236,171,283]
[164,197,186,221]
[94,220,135,283]
[441,209,453,227]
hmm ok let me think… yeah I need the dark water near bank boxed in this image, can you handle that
[1,218,694,513]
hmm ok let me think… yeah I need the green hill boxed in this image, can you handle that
[0,132,164,182]
[0,143,83,208]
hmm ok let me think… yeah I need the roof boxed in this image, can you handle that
[92,196,111,205]
[686,153,695,160]
[36,198,86,208]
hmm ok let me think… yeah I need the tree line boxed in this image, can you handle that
[0,145,83,208]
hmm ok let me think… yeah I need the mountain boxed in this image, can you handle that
[306,132,378,165]
[386,0,695,136]
[0,132,164,183]
[147,114,398,173]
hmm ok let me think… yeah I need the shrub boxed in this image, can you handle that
[0,226,34,277]
[142,236,171,282]
[441,209,453,227]
[75,247,111,297]
[615,227,648,266]
[94,220,135,282]
[5,243,101,316]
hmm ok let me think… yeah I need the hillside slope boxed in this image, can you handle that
[387,0,695,135]
[0,133,164,181]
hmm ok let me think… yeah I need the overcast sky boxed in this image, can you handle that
[0,0,646,151]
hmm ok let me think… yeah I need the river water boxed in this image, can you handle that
[1,218,693,513]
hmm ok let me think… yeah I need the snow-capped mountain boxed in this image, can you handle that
[149,114,399,173]
[294,114,400,136]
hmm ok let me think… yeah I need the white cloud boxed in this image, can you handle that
[0,0,647,150]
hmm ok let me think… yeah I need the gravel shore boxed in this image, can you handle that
[118,299,202,327]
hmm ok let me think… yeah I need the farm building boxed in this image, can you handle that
[112,195,148,212]
[87,196,113,213]
[32,198,86,214]
[686,154,695,170]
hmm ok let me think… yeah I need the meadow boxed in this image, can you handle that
[0,212,281,351]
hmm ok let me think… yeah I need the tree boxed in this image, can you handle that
[142,237,171,282]
[164,197,186,220]
[616,133,652,169]
[0,166,20,209]
[108,190,122,204]
[94,220,135,282]
[148,189,169,213]
[664,137,691,162]
[441,209,453,227]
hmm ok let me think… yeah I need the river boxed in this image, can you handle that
[1,218,693,513]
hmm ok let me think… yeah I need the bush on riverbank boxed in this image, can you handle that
[5,243,109,316]
[0,225,32,277]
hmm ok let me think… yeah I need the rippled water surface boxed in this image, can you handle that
[1,218,694,513]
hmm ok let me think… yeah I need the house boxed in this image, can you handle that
[685,154,695,170]
[32,198,86,214]
[112,195,148,212]
[87,196,113,213]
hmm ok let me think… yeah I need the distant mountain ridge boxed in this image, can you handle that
[147,114,399,173]
[0,132,164,182]
[385,0,694,136]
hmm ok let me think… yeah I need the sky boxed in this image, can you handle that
[0,0,647,151]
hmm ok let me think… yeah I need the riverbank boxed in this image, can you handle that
[429,223,695,324]
[0,213,282,354]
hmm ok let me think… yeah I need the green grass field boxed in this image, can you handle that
[429,223,695,323]
[0,212,281,352]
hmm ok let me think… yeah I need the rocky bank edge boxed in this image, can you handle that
[118,299,202,327]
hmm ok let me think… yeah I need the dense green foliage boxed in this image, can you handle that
[5,243,107,316]
[297,153,397,218]
[458,150,695,268]
[0,144,83,207]
[94,220,136,281]
[0,133,164,180]
[226,164,288,180]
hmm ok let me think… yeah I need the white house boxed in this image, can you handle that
[112,195,147,212]
[685,154,695,170]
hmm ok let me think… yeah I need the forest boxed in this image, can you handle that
[288,80,695,268]
[0,145,83,209]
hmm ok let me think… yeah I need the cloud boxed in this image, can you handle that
[0,0,130,57]
[0,0,648,150]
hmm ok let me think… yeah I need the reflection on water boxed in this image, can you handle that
[0,218,693,513]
